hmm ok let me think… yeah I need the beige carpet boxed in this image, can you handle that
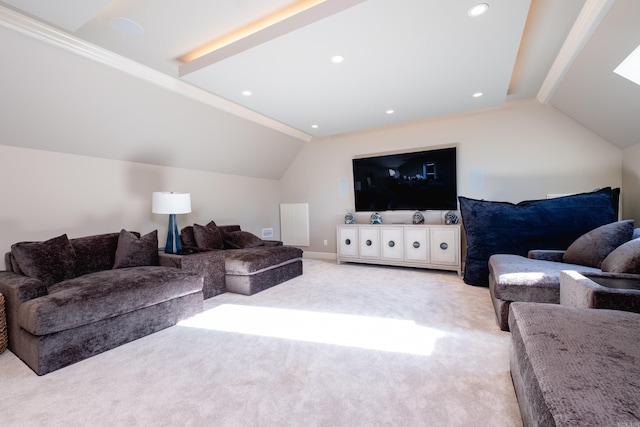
[0,259,522,426]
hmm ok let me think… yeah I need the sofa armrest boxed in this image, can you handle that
[263,240,284,247]
[0,271,47,350]
[528,250,566,262]
[159,250,226,299]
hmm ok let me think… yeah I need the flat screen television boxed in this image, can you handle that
[352,147,457,212]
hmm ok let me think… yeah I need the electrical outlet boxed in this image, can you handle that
[323,239,328,246]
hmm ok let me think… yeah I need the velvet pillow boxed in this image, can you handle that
[458,187,618,286]
[193,221,224,250]
[563,220,634,268]
[601,238,640,273]
[223,230,264,249]
[113,229,159,269]
[11,234,78,287]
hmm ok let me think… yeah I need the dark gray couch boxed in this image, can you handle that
[177,223,303,296]
[0,231,204,375]
[489,221,640,331]
[509,302,640,426]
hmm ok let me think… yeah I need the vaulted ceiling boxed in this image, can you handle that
[1,0,638,151]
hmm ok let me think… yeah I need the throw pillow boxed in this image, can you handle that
[180,226,197,248]
[563,220,634,268]
[459,187,618,286]
[113,229,159,269]
[601,238,640,273]
[193,221,224,250]
[222,230,264,249]
[11,234,78,287]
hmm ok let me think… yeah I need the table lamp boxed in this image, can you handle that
[152,191,191,253]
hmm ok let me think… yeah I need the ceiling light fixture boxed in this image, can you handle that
[331,55,345,63]
[242,90,253,96]
[468,3,489,17]
[109,17,144,36]
[472,92,483,98]
[386,110,395,115]
[311,124,319,129]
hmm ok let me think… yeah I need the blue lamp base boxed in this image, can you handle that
[164,213,183,254]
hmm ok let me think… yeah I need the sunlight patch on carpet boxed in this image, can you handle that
[178,304,445,356]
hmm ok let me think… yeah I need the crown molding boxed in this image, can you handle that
[537,0,615,104]
[0,6,312,143]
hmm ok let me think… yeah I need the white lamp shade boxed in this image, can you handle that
[152,192,191,214]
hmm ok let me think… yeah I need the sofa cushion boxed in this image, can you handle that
[459,188,618,286]
[193,221,224,250]
[489,254,601,303]
[223,230,264,249]
[601,238,640,274]
[113,230,159,269]
[180,226,197,248]
[11,234,78,287]
[225,246,303,275]
[509,302,640,427]
[562,220,634,268]
[22,266,203,335]
[70,232,124,276]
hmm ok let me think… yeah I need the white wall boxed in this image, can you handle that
[280,99,623,254]
[622,142,640,224]
[0,145,281,268]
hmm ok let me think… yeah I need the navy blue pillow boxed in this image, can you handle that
[459,188,618,286]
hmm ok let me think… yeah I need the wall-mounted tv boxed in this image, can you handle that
[352,147,457,212]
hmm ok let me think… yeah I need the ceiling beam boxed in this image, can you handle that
[0,5,312,142]
[537,0,615,103]
[179,0,366,77]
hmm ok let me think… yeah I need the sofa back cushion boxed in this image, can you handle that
[563,220,634,268]
[459,188,619,286]
[222,230,264,249]
[601,238,640,274]
[11,234,78,287]
[113,230,159,269]
[193,222,224,250]
[70,232,123,276]
[180,226,197,248]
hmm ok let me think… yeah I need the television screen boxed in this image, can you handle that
[352,147,457,212]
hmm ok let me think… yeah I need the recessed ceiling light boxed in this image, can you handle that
[109,17,144,36]
[311,124,319,129]
[468,3,489,17]
[472,92,483,98]
[242,90,252,96]
[331,55,345,64]
[386,110,395,115]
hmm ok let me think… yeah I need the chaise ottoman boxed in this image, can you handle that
[509,302,640,426]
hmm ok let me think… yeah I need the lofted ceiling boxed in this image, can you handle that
[0,0,638,149]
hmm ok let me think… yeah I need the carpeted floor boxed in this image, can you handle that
[0,259,522,426]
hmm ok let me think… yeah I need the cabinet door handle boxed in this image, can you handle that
[366,239,372,246]
[345,239,351,245]
[440,242,448,250]
[388,240,395,247]
[413,241,420,249]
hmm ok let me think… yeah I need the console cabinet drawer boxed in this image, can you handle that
[336,224,461,275]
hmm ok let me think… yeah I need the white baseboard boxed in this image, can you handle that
[303,251,337,260]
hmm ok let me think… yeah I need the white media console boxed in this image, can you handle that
[336,224,461,275]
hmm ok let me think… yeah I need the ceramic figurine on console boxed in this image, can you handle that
[345,213,356,224]
[370,212,382,224]
[412,211,425,224]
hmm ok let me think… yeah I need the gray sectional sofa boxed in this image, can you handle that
[509,302,640,426]
[0,230,204,375]
[176,222,303,296]
[488,220,640,331]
